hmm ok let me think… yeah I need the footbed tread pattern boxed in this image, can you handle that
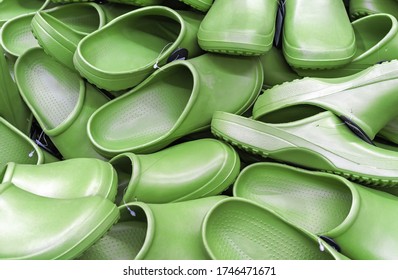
[211,127,398,188]
[205,204,333,260]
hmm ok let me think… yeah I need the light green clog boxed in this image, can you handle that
[88,53,262,156]
[15,48,109,160]
[79,196,226,260]
[110,139,239,204]
[283,0,355,69]
[202,197,347,260]
[197,0,278,55]
[1,159,117,200]
[234,162,398,259]
[0,182,119,260]
[74,6,204,91]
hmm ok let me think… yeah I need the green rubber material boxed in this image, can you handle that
[49,0,163,5]
[15,48,109,160]
[253,60,398,140]
[31,3,106,69]
[74,6,204,91]
[79,196,226,260]
[233,162,398,259]
[283,0,356,69]
[197,0,278,56]
[178,0,213,12]
[88,53,263,156]
[0,117,43,173]
[211,111,398,188]
[1,159,117,200]
[0,49,32,134]
[350,0,398,20]
[0,182,119,260]
[110,139,240,204]
[260,47,302,88]
[0,0,50,27]
[295,14,398,78]
[202,197,346,260]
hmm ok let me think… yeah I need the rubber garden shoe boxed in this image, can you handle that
[88,53,263,156]
[283,0,356,69]
[110,139,239,204]
[1,158,117,200]
[211,111,398,190]
[0,182,119,260]
[197,0,278,56]
[178,0,213,12]
[74,6,204,91]
[31,3,107,69]
[253,60,398,141]
[350,0,398,20]
[79,196,226,260]
[260,47,301,89]
[296,14,398,78]
[202,197,347,260]
[15,48,109,160]
[0,49,31,134]
[0,0,50,27]
[234,162,398,259]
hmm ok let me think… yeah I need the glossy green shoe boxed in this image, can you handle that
[0,117,43,173]
[296,14,398,78]
[31,3,107,70]
[350,0,398,20]
[79,196,226,260]
[0,49,31,134]
[110,139,239,204]
[253,60,398,141]
[233,162,398,259]
[260,47,301,89]
[283,0,355,69]
[74,6,203,91]
[15,48,109,160]
[179,0,212,12]
[197,0,278,55]
[211,111,398,189]
[202,197,347,260]
[1,159,117,200]
[0,182,119,260]
[0,0,50,27]
[88,53,262,156]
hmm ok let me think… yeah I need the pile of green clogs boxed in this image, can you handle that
[2,0,398,260]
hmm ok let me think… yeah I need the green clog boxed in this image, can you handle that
[0,182,119,260]
[0,0,50,27]
[0,117,43,172]
[179,0,212,12]
[202,197,346,260]
[88,53,263,156]
[296,14,398,78]
[0,13,40,58]
[211,111,398,189]
[1,159,117,200]
[197,0,278,55]
[31,3,107,69]
[283,0,356,69]
[260,47,301,89]
[15,48,109,160]
[350,0,398,20]
[233,162,398,259]
[74,6,203,91]
[0,49,31,134]
[79,196,226,260]
[110,139,239,204]
[253,60,398,141]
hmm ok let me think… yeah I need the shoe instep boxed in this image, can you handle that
[0,182,119,260]
[234,163,398,259]
[79,196,226,260]
[88,53,263,156]
[110,139,239,204]
[15,48,109,159]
